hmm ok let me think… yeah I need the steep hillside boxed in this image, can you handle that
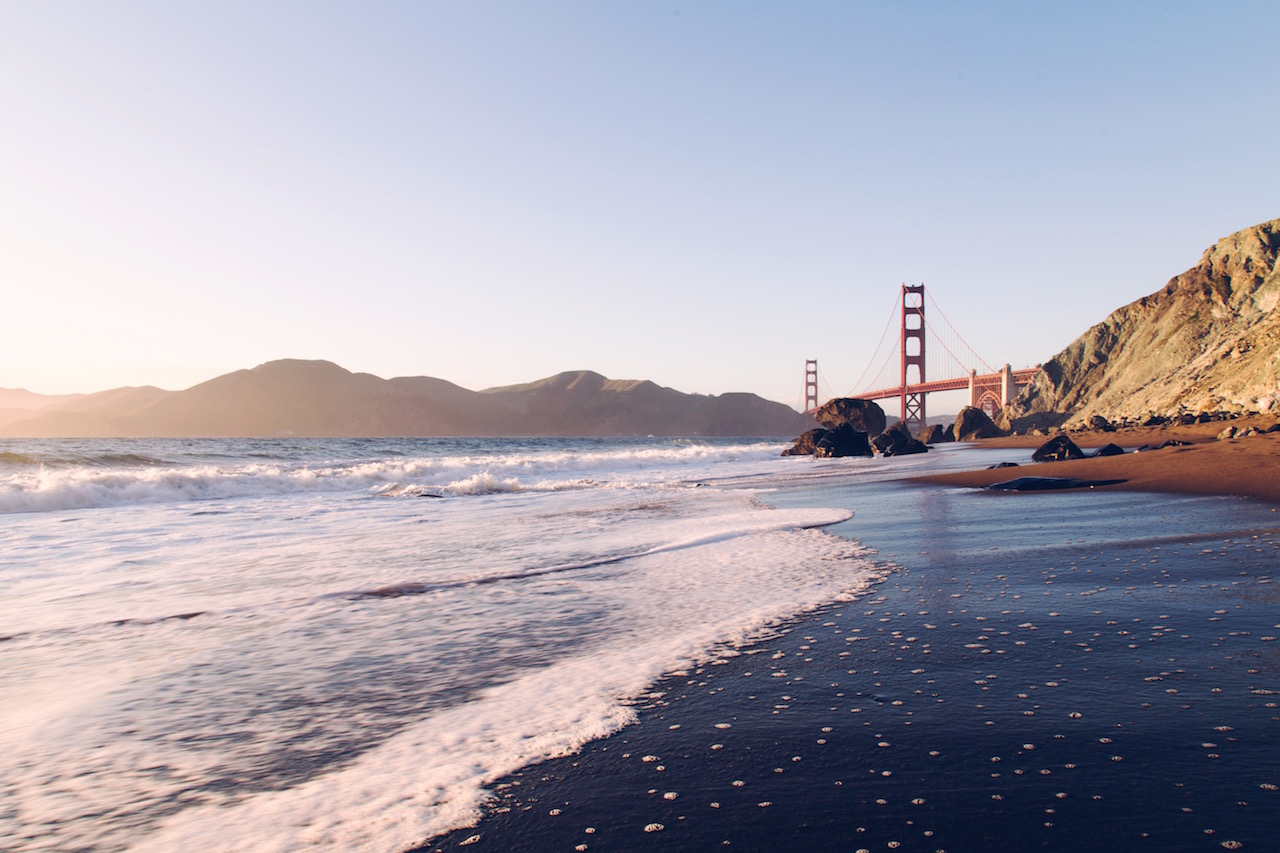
[1004,218,1280,430]
[0,362,805,437]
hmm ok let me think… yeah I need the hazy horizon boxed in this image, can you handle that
[3,2,1277,408]
[0,357,983,416]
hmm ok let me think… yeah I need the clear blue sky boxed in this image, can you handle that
[3,1,1276,407]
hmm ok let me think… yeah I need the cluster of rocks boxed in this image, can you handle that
[1021,410,1280,443]
[1062,410,1248,433]
[782,398,925,458]
[1217,423,1280,440]
[782,400,1012,459]
[1026,434,1124,461]
[785,396,1280,463]
[1003,408,1280,438]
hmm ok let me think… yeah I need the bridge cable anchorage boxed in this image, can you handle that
[846,293,902,397]
[925,289,995,374]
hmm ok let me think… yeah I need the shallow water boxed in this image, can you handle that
[424,462,1280,851]
[1,437,885,851]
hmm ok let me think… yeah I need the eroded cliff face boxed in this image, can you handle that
[1003,218,1280,430]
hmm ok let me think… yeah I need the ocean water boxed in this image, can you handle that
[0,437,892,852]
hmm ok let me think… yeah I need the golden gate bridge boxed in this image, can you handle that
[803,284,1040,435]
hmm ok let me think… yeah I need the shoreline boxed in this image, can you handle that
[917,419,1280,505]
[415,451,1280,851]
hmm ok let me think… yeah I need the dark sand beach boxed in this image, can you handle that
[419,430,1280,852]
[922,417,1280,505]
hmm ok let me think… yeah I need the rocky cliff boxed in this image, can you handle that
[1003,218,1280,430]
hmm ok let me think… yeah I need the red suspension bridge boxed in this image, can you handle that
[803,284,1040,435]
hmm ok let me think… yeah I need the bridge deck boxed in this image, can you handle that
[854,367,1040,403]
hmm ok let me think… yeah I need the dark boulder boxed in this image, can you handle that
[988,461,1020,469]
[943,423,957,442]
[1091,443,1126,457]
[872,422,930,457]
[1031,434,1086,462]
[1136,439,1192,452]
[813,424,874,458]
[1088,414,1116,432]
[987,476,1126,492]
[953,406,1005,441]
[781,428,827,457]
[918,423,949,444]
[813,398,887,436]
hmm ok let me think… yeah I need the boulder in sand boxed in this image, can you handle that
[872,422,930,457]
[781,428,827,457]
[813,398,887,436]
[987,476,1125,492]
[814,424,874,458]
[918,423,949,444]
[954,406,1005,441]
[1091,443,1126,458]
[1088,414,1116,432]
[1032,434,1086,462]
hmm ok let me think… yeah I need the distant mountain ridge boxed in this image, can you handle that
[1003,217,1280,430]
[0,361,807,437]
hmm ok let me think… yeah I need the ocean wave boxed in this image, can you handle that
[0,439,788,513]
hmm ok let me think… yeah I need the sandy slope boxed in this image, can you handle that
[917,415,1280,504]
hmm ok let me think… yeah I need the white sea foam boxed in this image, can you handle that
[129,506,867,853]
[0,439,791,514]
[0,438,879,852]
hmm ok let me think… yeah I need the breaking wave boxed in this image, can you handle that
[0,438,791,513]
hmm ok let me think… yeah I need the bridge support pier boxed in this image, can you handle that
[804,359,819,413]
[900,285,926,435]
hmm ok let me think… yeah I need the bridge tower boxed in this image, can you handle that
[804,359,819,413]
[900,284,926,435]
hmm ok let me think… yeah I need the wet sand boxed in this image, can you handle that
[415,453,1280,852]
[921,421,1280,505]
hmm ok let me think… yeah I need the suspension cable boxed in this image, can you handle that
[921,315,979,379]
[925,289,994,374]
[854,344,901,397]
[847,293,900,394]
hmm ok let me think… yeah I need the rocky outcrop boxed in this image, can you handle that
[814,425,874,458]
[987,476,1126,492]
[782,398,925,458]
[784,398,886,457]
[1092,443,1126,457]
[781,428,827,456]
[953,406,1005,441]
[871,422,929,457]
[1003,218,1280,430]
[1032,435,1086,462]
[813,398,887,436]
[1087,415,1115,432]
[918,424,949,444]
